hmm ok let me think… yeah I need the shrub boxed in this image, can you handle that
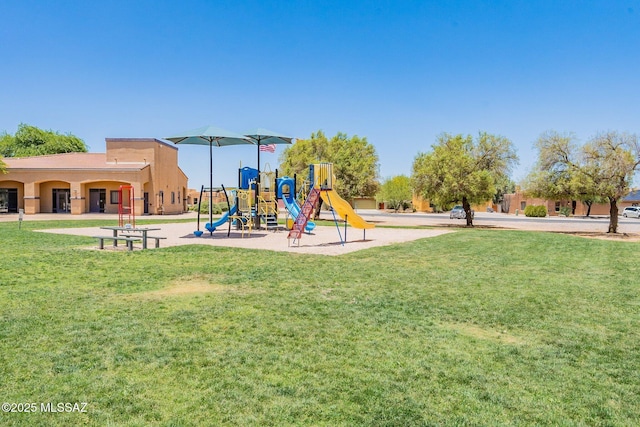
[559,206,571,217]
[192,202,227,215]
[524,205,547,217]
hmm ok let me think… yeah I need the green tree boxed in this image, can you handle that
[524,133,603,217]
[0,123,88,157]
[376,175,412,212]
[524,131,577,202]
[279,130,379,202]
[412,132,518,226]
[526,130,640,233]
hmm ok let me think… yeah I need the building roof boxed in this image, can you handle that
[4,152,148,171]
[622,189,640,202]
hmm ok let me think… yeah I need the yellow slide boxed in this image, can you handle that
[320,189,375,229]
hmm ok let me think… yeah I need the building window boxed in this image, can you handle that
[520,201,526,211]
[159,191,164,204]
[110,191,120,204]
[555,201,561,212]
[171,192,175,204]
[193,198,198,205]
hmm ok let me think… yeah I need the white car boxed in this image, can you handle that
[449,205,474,219]
[622,206,640,218]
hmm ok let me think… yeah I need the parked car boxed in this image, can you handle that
[622,206,640,218]
[450,205,474,219]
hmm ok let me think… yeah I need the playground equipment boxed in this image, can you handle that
[192,185,246,237]
[234,166,278,232]
[193,165,280,237]
[193,186,231,236]
[118,185,135,228]
[204,185,237,235]
[286,163,374,246]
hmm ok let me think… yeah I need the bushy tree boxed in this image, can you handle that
[524,133,603,217]
[412,132,518,226]
[377,175,412,212]
[526,130,640,233]
[329,133,379,201]
[0,123,88,157]
[279,130,379,202]
[524,131,578,201]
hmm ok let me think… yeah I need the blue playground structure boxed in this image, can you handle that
[194,166,279,237]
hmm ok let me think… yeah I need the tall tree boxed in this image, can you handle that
[524,133,603,217]
[583,132,640,232]
[412,132,518,226]
[329,132,379,201]
[376,175,412,212]
[279,130,379,202]
[527,130,640,233]
[0,123,88,157]
[525,131,577,199]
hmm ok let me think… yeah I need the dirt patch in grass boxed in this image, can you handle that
[554,231,640,242]
[436,223,505,229]
[124,277,247,300]
[444,322,526,345]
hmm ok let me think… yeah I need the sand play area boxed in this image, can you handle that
[40,222,453,256]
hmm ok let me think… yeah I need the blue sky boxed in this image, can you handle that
[1,0,639,189]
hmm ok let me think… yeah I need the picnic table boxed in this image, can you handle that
[99,226,163,250]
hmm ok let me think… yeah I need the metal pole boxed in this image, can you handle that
[257,143,260,227]
[209,140,213,232]
[256,140,261,229]
[197,185,204,231]
[344,214,348,242]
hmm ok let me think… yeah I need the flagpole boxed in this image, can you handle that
[256,140,261,229]
[209,140,213,231]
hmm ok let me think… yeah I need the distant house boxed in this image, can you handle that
[412,194,495,213]
[0,138,188,215]
[622,189,640,205]
[503,189,640,216]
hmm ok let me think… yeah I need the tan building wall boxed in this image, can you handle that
[412,194,433,212]
[412,194,493,213]
[106,138,188,215]
[0,138,188,215]
[353,197,377,210]
[503,191,639,216]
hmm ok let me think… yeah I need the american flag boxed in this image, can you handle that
[259,143,276,153]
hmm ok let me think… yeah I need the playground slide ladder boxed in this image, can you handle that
[264,214,279,230]
[257,196,279,231]
[288,187,320,244]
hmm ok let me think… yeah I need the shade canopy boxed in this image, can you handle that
[166,125,254,147]
[244,128,294,146]
[165,125,254,235]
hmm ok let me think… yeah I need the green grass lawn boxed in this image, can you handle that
[1,220,639,426]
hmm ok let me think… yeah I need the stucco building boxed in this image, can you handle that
[503,189,640,216]
[0,138,188,215]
